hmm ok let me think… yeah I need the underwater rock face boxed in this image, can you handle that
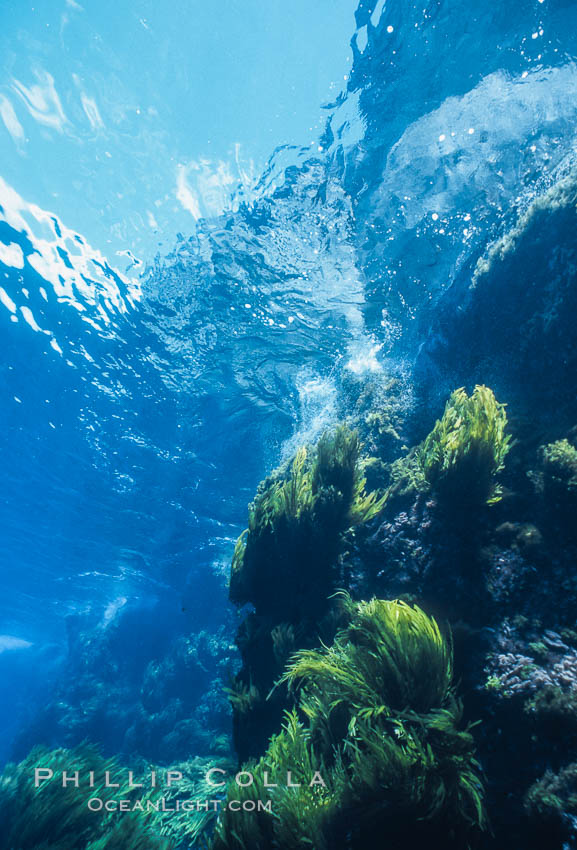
[226,378,577,847]
[415,167,577,428]
[13,605,234,766]
[228,425,386,760]
[346,400,577,848]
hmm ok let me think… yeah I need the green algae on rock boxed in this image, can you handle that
[0,745,174,850]
[228,424,387,763]
[525,762,577,846]
[0,745,238,850]
[540,438,577,496]
[381,385,511,509]
[230,424,386,620]
[418,385,511,505]
[213,595,486,850]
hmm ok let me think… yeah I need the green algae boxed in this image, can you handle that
[418,385,511,505]
[525,762,577,825]
[540,438,577,495]
[0,745,173,850]
[230,424,385,617]
[212,595,486,850]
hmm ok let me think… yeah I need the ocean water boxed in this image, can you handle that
[2,1,577,848]
[0,0,358,758]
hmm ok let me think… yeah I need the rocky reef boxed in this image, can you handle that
[12,597,235,767]
[222,314,577,849]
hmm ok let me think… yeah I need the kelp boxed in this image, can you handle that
[224,680,261,715]
[418,385,511,505]
[271,622,297,667]
[144,756,235,849]
[0,745,237,850]
[385,447,428,501]
[312,426,385,527]
[0,745,172,850]
[230,424,385,619]
[212,596,486,850]
[341,370,404,458]
[212,711,343,850]
[281,595,453,721]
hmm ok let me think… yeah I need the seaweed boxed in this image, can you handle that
[230,424,385,619]
[524,685,577,736]
[224,680,261,715]
[525,762,577,844]
[0,745,237,850]
[145,756,235,849]
[212,711,342,850]
[0,745,173,850]
[339,370,405,460]
[271,622,297,667]
[281,594,453,721]
[540,438,577,496]
[212,595,486,849]
[313,425,385,527]
[418,385,511,505]
[385,447,429,501]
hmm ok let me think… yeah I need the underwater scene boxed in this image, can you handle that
[2,0,577,847]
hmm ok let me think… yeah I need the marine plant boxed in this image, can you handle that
[281,594,453,719]
[212,711,343,850]
[144,756,235,849]
[230,424,385,619]
[539,438,577,496]
[313,425,385,527]
[418,385,511,505]
[212,595,486,849]
[385,447,429,501]
[271,622,297,667]
[525,762,577,843]
[340,369,404,459]
[224,680,261,715]
[524,685,577,736]
[0,744,173,850]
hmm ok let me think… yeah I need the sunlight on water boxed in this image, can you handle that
[0,177,140,357]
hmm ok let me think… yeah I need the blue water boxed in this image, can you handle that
[1,0,577,784]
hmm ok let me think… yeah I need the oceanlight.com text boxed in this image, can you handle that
[86,797,272,813]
